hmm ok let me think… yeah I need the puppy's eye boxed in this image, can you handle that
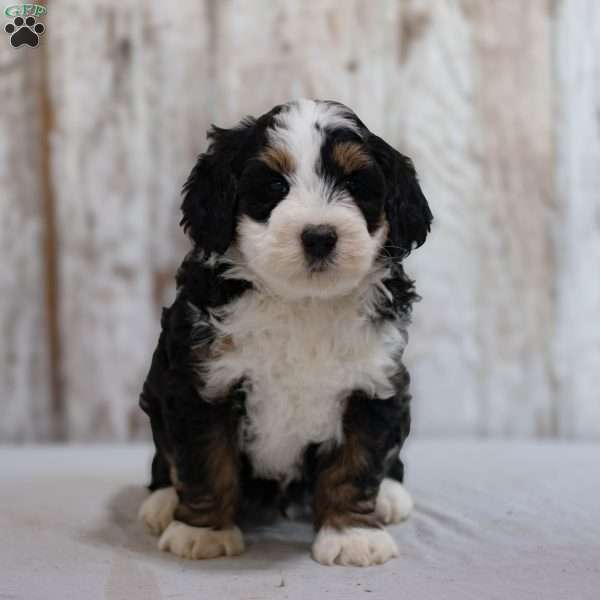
[268,178,289,195]
[343,174,360,192]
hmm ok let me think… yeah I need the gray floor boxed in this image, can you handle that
[1,441,599,600]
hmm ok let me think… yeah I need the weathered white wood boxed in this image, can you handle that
[48,0,210,440]
[554,0,600,439]
[466,0,556,436]
[397,0,556,436]
[392,0,487,435]
[212,0,399,132]
[0,44,51,440]
[2,0,595,441]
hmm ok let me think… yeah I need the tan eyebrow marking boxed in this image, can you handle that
[259,146,296,175]
[332,142,371,174]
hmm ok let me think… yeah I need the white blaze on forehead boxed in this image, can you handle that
[268,99,361,191]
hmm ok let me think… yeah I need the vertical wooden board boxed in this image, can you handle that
[395,0,555,436]
[48,0,211,440]
[0,44,51,440]
[391,1,485,435]
[211,0,399,133]
[554,0,600,438]
[139,1,212,310]
[466,0,556,435]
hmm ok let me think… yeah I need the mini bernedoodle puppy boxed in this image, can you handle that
[138,99,432,567]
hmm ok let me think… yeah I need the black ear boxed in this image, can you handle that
[181,120,256,255]
[369,134,433,260]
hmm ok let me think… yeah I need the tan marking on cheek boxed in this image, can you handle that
[378,219,389,248]
[332,142,371,174]
[260,146,296,175]
[380,219,389,237]
[170,465,180,487]
[209,335,235,359]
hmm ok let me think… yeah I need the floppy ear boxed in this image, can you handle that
[181,120,256,255]
[369,134,433,260]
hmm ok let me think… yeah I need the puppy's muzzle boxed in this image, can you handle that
[301,224,338,261]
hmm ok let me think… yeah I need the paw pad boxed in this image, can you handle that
[4,16,45,48]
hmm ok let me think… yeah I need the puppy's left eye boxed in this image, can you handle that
[343,173,361,192]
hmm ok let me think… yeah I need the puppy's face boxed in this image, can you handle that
[236,102,387,299]
[181,100,432,300]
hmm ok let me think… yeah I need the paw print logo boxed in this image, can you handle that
[4,16,45,48]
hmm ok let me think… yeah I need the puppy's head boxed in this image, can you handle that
[181,99,432,300]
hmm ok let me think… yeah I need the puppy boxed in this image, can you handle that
[138,99,432,567]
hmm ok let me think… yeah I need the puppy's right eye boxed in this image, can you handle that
[268,178,289,196]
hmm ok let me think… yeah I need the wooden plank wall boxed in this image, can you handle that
[400,1,557,436]
[47,1,210,440]
[554,0,600,438]
[1,0,598,441]
[0,35,52,441]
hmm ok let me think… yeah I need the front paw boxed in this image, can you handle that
[375,478,414,524]
[158,521,245,560]
[312,526,398,567]
[138,487,178,535]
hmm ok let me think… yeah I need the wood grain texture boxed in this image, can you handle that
[0,44,51,441]
[1,0,598,441]
[48,0,210,440]
[466,0,556,436]
[390,0,482,436]
[211,0,398,132]
[554,0,600,439]
[398,0,556,436]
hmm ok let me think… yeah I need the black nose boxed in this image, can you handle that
[301,224,338,260]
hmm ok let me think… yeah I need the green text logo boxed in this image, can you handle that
[4,4,46,18]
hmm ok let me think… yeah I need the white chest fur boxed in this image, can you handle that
[203,290,406,481]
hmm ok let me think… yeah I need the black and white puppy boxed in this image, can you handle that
[138,99,432,567]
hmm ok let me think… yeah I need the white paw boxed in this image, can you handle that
[312,526,398,567]
[158,521,245,560]
[138,487,178,535]
[375,479,414,524]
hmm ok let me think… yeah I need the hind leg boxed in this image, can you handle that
[139,448,178,535]
[139,404,179,536]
